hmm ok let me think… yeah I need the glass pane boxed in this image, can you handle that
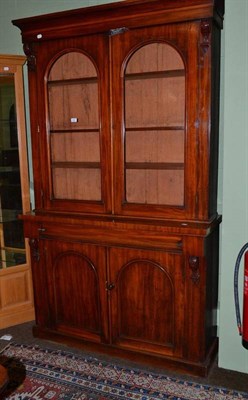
[124,43,185,206]
[52,168,101,200]
[0,75,26,268]
[48,52,101,201]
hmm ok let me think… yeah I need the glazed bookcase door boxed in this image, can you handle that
[48,53,101,201]
[112,24,199,219]
[34,36,111,214]
[124,42,185,207]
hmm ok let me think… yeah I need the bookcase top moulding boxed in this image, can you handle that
[12,0,224,43]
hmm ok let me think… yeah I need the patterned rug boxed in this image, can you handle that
[0,343,247,400]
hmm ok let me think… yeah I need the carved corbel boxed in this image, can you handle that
[188,256,200,285]
[23,42,36,72]
[29,238,40,262]
[200,19,211,58]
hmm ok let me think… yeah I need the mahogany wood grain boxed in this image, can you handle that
[13,0,224,376]
[12,0,224,42]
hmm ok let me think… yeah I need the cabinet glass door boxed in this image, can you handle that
[124,42,185,206]
[0,55,34,329]
[0,75,25,268]
[48,52,101,201]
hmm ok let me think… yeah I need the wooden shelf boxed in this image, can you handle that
[50,128,99,133]
[0,166,19,172]
[125,162,184,170]
[125,126,184,131]
[47,77,97,86]
[125,69,185,80]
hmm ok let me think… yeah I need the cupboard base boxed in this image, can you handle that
[32,325,218,378]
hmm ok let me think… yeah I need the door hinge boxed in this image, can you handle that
[37,124,40,133]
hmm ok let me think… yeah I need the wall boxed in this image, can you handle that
[0,0,121,54]
[218,0,248,373]
[0,0,247,374]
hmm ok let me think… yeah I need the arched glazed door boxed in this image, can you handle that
[112,25,198,220]
[47,52,102,202]
[124,42,185,206]
[34,34,111,214]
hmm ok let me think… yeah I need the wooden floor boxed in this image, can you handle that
[0,321,247,393]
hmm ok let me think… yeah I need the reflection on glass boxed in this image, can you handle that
[0,75,26,268]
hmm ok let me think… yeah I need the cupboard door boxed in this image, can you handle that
[42,240,108,343]
[112,23,199,219]
[34,35,111,213]
[109,247,184,357]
